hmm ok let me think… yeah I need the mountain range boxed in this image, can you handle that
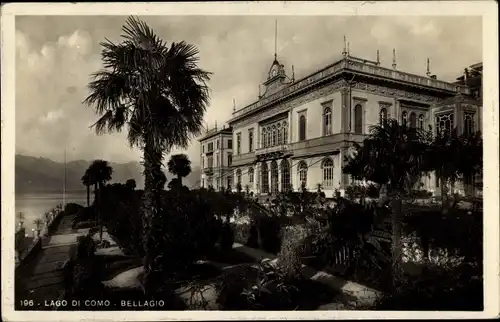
[15,154,201,194]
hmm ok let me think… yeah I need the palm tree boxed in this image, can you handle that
[86,160,113,242]
[457,130,483,197]
[343,119,429,286]
[33,218,43,234]
[167,154,192,187]
[83,16,210,296]
[17,212,25,229]
[81,171,94,207]
[125,178,137,190]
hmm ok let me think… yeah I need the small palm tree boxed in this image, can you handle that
[17,212,25,229]
[33,218,44,234]
[83,16,210,296]
[167,154,192,186]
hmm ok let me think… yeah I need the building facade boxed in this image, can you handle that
[202,46,482,197]
[198,125,234,190]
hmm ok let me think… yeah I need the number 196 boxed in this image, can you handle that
[20,300,34,307]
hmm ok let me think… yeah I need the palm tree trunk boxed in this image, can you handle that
[142,142,165,298]
[98,181,103,243]
[178,174,182,186]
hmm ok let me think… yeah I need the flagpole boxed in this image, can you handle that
[63,148,66,208]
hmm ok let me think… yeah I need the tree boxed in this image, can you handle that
[125,178,137,190]
[81,171,94,207]
[343,119,429,286]
[83,16,210,297]
[167,154,192,186]
[86,160,113,242]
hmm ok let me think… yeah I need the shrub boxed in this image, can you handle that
[64,203,84,216]
[254,215,282,254]
[277,225,311,281]
[218,223,235,252]
[232,223,251,245]
[73,220,96,230]
[74,206,96,224]
[376,263,483,310]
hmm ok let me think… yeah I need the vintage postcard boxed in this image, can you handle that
[1,1,499,321]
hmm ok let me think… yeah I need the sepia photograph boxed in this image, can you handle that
[2,1,499,321]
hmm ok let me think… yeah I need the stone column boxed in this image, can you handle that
[267,161,272,194]
[340,88,349,133]
[277,159,282,192]
[255,162,260,194]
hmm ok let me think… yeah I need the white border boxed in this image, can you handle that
[2,1,499,321]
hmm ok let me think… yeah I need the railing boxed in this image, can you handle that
[15,205,64,267]
[231,56,470,121]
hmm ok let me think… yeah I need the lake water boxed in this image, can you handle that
[15,192,91,232]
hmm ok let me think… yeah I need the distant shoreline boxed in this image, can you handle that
[15,190,88,195]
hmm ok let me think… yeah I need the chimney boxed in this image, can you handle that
[430,75,437,79]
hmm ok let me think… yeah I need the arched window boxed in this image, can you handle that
[262,128,266,148]
[379,108,388,125]
[354,104,363,134]
[272,125,277,146]
[418,114,424,130]
[280,159,291,192]
[321,158,334,188]
[270,160,279,194]
[277,122,282,144]
[409,112,417,129]
[248,167,254,183]
[267,126,271,147]
[299,115,307,141]
[283,121,288,143]
[298,161,308,186]
[236,169,242,186]
[323,106,332,135]
[402,111,408,127]
[261,162,269,193]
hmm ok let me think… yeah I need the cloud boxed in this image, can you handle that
[15,16,482,166]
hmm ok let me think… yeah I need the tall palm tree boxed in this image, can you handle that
[81,171,94,207]
[83,16,210,297]
[167,154,192,186]
[343,119,429,286]
[86,160,113,242]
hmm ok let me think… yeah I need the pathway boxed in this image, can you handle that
[15,214,85,311]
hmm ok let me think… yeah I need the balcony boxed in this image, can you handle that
[291,133,367,158]
[203,167,214,175]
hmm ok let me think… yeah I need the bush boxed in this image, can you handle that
[73,220,96,230]
[409,189,433,199]
[277,225,311,281]
[218,223,235,252]
[74,206,96,224]
[64,203,84,216]
[254,215,282,254]
[232,223,251,245]
[376,263,483,310]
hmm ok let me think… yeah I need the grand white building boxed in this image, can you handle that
[199,43,482,198]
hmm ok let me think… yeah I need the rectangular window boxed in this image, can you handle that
[322,102,332,136]
[227,153,232,166]
[216,139,220,149]
[236,133,241,155]
[228,139,233,149]
[202,157,205,169]
[248,129,254,152]
[208,142,214,152]
[207,155,213,168]
[202,145,205,153]
[216,153,219,167]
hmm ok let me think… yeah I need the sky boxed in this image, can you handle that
[15,15,482,165]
